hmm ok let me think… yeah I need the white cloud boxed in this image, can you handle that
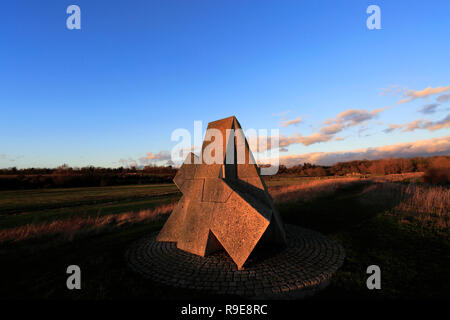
[139,151,171,164]
[119,158,138,168]
[380,85,407,96]
[324,107,390,128]
[261,107,390,149]
[272,110,291,117]
[320,122,345,135]
[384,114,450,133]
[397,86,450,104]
[280,116,303,127]
[279,135,450,166]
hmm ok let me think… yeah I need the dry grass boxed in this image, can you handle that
[1,173,448,243]
[269,177,364,203]
[370,172,424,183]
[0,202,176,243]
[359,182,449,232]
[1,178,364,244]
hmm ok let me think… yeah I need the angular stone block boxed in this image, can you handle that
[202,178,233,203]
[157,116,287,269]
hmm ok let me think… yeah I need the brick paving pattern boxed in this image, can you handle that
[126,224,345,299]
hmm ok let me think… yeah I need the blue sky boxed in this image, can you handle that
[1,0,449,168]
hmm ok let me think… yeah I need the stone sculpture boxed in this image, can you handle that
[157,116,286,269]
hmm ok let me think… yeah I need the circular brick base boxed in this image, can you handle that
[126,224,345,299]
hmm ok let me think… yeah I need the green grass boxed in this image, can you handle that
[0,178,448,299]
[0,177,308,228]
[0,184,179,214]
[0,184,181,228]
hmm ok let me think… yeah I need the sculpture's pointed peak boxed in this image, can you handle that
[232,117,242,130]
[210,115,237,123]
[207,116,238,129]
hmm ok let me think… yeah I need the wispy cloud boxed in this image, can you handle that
[384,113,450,133]
[119,150,172,168]
[249,131,334,151]
[280,116,303,127]
[437,93,450,103]
[397,86,450,104]
[380,85,407,96]
[0,154,24,164]
[314,106,390,141]
[272,110,291,117]
[119,158,137,168]
[139,151,171,164]
[280,132,334,147]
[279,135,450,166]
[320,122,345,135]
[268,107,390,149]
[427,114,450,131]
[383,123,406,133]
[324,107,390,127]
[418,103,439,114]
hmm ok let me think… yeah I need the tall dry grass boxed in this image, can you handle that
[359,182,449,232]
[1,178,364,244]
[270,177,364,203]
[371,172,424,183]
[2,173,448,244]
[0,202,176,243]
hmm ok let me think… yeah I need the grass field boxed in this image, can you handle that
[0,184,180,229]
[0,177,315,228]
[0,175,449,300]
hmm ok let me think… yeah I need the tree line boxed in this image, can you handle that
[0,155,448,190]
[277,156,449,176]
[0,164,177,190]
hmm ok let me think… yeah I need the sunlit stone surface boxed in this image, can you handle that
[157,116,286,269]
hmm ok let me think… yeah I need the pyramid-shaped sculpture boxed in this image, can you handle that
[157,116,286,269]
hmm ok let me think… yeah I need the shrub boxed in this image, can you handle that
[424,167,450,185]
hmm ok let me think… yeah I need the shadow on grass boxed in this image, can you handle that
[0,181,448,300]
[0,218,240,300]
[277,182,450,299]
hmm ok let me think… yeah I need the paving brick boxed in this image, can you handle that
[126,224,345,299]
